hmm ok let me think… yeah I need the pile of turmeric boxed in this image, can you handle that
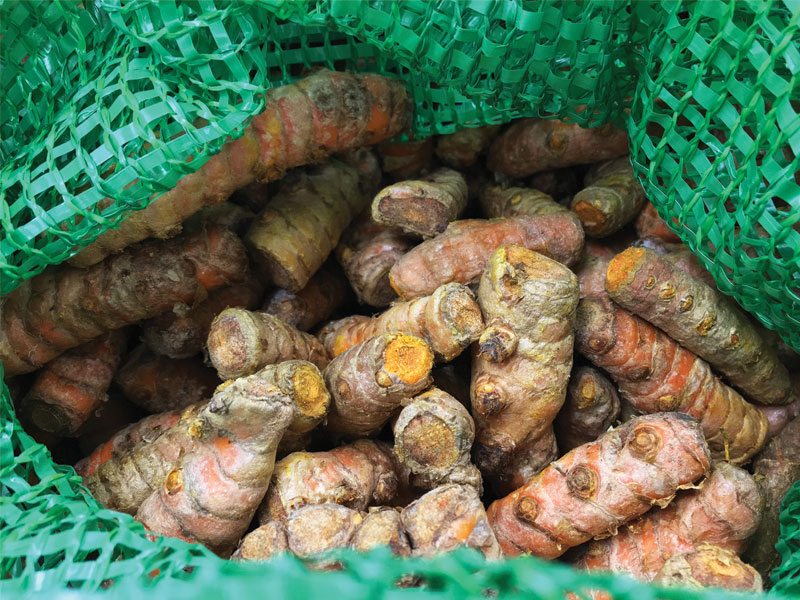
[14,108,795,589]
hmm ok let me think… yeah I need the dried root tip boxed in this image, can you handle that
[487,119,629,178]
[655,545,762,592]
[402,484,501,559]
[141,277,265,359]
[115,345,219,413]
[207,309,328,380]
[393,388,481,493]
[319,283,484,362]
[556,366,621,451]
[372,168,468,238]
[571,158,645,238]
[435,125,501,169]
[352,508,411,556]
[635,202,680,243]
[478,320,518,363]
[246,159,368,292]
[606,246,793,406]
[19,331,128,436]
[479,185,568,219]
[278,362,330,455]
[377,138,436,179]
[325,334,433,438]
[335,217,415,308]
[262,262,352,332]
[487,414,711,559]
[258,439,400,524]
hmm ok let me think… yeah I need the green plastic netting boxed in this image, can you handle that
[1,0,798,598]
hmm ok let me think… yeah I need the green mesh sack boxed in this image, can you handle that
[1,0,799,598]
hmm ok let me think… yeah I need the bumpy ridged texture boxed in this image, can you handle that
[570,158,646,238]
[0,228,247,377]
[70,71,410,268]
[576,462,763,581]
[18,330,128,436]
[479,185,568,219]
[606,247,793,406]
[245,160,370,292]
[389,214,585,300]
[207,309,328,380]
[576,296,769,464]
[257,440,401,524]
[324,334,433,438]
[487,413,711,558]
[488,120,629,178]
[135,362,319,556]
[471,246,579,494]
